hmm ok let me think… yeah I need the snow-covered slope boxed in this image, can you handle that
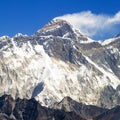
[0,19,120,108]
[101,36,120,45]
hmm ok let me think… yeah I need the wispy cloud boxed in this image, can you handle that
[55,11,120,40]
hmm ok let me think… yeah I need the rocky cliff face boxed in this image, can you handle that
[0,19,120,108]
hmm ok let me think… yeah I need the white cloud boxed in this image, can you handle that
[55,11,120,40]
[107,12,120,24]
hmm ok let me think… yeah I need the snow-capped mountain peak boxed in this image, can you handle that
[35,18,93,45]
[36,19,76,38]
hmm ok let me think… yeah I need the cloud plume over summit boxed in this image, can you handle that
[55,11,120,40]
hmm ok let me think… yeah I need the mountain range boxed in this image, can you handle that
[0,18,120,113]
[0,94,120,120]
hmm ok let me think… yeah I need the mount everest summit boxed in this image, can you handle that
[0,19,120,109]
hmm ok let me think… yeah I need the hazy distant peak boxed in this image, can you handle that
[0,35,10,40]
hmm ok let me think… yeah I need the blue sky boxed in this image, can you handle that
[0,0,120,40]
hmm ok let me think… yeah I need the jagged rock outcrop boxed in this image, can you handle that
[53,96,107,119]
[0,95,86,120]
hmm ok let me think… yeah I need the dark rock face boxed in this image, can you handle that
[93,106,120,120]
[0,95,15,119]
[98,85,120,109]
[13,98,38,120]
[87,38,120,80]
[42,37,88,65]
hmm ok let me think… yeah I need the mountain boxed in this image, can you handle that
[0,19,120,109]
